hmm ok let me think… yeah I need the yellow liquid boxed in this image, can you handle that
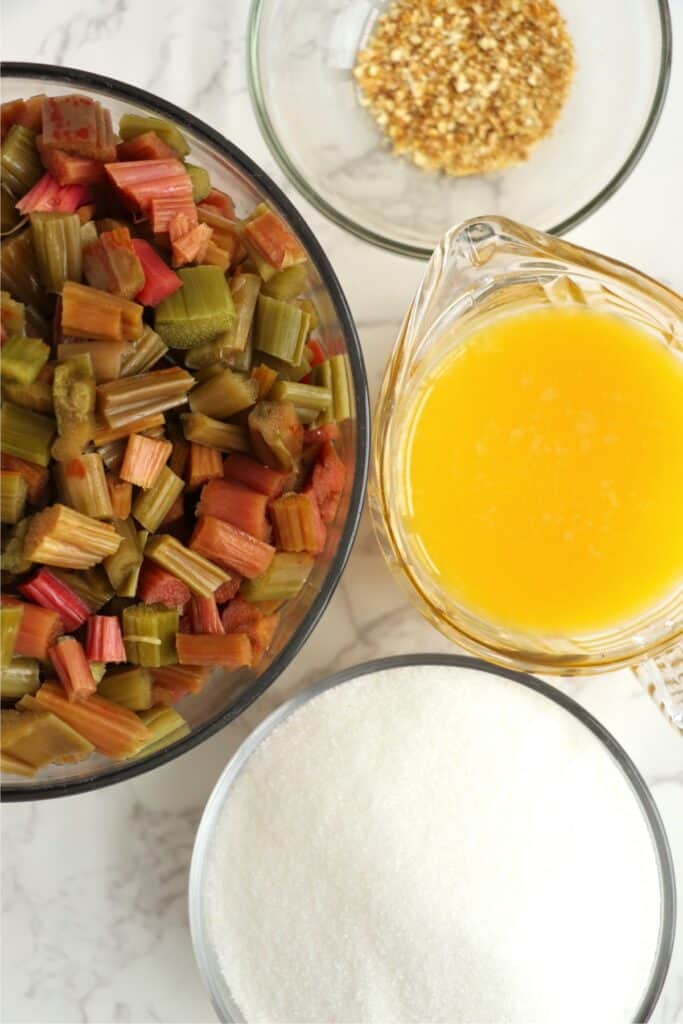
[403,307,683,634]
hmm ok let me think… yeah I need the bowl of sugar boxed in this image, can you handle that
[189,655,675,1023]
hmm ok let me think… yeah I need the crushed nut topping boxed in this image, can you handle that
[353,0,574,176]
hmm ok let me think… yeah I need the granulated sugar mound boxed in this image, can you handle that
[205,664,661,1023]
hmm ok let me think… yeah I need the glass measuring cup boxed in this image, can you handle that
[370,217,683,731]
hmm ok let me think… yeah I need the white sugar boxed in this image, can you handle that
[205,664,661,1023]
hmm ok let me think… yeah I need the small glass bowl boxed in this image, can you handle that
[189,655,676,1023]
[1,63,370,802]
[248,0,672,258]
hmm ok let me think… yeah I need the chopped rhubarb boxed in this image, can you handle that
[150,664,211,704]
[120,433,172,490]
[311,440,346,525]
[223,453,286,498]
[248,401,304,473]
[18,568,91,631]
[117,132,176,161]
[197,478,269,540]
[220,597,260,634]
[137,559,191,607]
[170,219,212,268]
[83,227,145,299]
[214,576,242,604]
[24,504,122,569]
[131,239,182,307]
[49,635,96,700]
[201,239,230,271]
[105,158,192,216]
[85,615,127,663]
[93,413,166,447]
[251,363,278,399]
[270,488,326,554]
[243,612,279,666]
[189,594,225,635]
[187,443,223,490]
[150,194,198,235]
[0,454,49,504]
[195,204,243,263]
[15,172,92,215]
[36,140,106,186]
[107,476,133,519]
[2,95,45,138]
[34,681,151,759]
[0,87,350,780]
[4,699,93,767]
[306,338,326,369]
[190,515,275,579]
[1,596,63,660]
[42,94,117,161]
[199,188,236,220]
[61,281,143,343]
[176,631,252,668]
[244,209,307,270]
[220,598,280,667]
[168,211,194,239]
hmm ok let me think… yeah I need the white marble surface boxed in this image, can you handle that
[2,1,682,1021]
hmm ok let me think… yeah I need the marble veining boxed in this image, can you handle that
[2,0,683,1021]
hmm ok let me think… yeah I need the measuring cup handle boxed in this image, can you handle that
[635,645,683,733]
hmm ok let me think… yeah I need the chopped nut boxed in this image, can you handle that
[354,0,574,176]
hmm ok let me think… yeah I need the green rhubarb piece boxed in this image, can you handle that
[51,567,113,612]
[118,114,190,157]
[0,291,25,337]
[1,335,50,385]
[1,185,22,235]
[132,466,184,533]
[99,666,153,711]
[186,163,211,203]
[120,326,168,377]
[261,264,308,301]
[103,517,142,591]
[51,353,96,461]
[8,699,94,765]
[253,294,310,366]
[0,470,28,523]
[30,212,83,293]
[0,126,43,197]
[137,705,189,755]
[1,658,40,700]
[0,401,55,466]
[241,552,313,603]
[122,603,179,668]
[0,605,24,667]
[1,518,34,575]
[155,266,234,349]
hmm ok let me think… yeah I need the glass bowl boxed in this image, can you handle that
[248,0,672,258]
[0,63,370,802]
[188,654,677,1023]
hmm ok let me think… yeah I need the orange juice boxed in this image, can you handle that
[403,307,683,634]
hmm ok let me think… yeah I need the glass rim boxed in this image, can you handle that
[247,0,673,259]
[0,61,371,803]
[188,653,677,1024]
